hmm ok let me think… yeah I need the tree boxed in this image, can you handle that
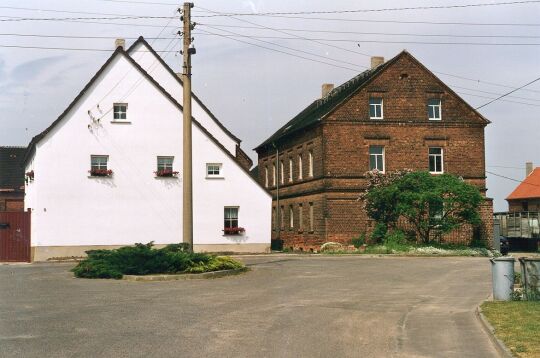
[363,171,483,244]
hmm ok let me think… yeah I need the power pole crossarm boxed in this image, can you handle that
[181,2,195,252]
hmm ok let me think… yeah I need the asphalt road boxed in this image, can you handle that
[0,256,500,358]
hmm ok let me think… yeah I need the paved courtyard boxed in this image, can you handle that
[0,256,500,357]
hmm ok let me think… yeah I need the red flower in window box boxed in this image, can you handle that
[25,170,34,181]
[154,169,179,177]
[223,227,245,235]
[89,169,113,177]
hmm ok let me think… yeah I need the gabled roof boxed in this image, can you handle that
[126,36,241,144]
[0,146,26,190]
[255,50,489,151]
[506,168,540,200]
[23,39,268,194]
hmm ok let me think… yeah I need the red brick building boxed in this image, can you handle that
[255,51,493,251]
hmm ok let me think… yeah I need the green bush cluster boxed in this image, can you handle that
[72,242,245,279]
[351,233,366,248]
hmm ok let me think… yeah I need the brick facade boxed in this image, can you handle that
[256,51,493,250]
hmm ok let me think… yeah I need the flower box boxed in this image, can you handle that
[89,169,113,177]
[223,227,245,235]
[154,169,179,177]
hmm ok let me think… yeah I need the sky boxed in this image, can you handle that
[0,0,539,211]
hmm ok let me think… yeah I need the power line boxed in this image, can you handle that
[0,44,178,52]
[201,25,366,69]
[458,91,540,107]
[475,76,540,109]
[488,165,526,169]
[195,1,540,17]
[90,0,178,5]
[486,170,540,186]
[0,15,175,22]
[0,5,152,17]
[0,33,178,40]
[449,85,540,103]
[195,32,540,46]
[198,23,540,39]
[197,29,360,72]
[196,14,540,27]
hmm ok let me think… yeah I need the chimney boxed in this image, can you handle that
[526,162,533,177]
[115,38,125,49]
[321,83,334,98]
[371,56,384,69]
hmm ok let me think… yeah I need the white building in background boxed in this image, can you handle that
[24,37,271,261]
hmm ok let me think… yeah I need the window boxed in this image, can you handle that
[428,99,442,120]
[288,158,293,182]
[369,98,383,119]
[206,163,222,177]
[157,156,174,171]
[308,151,314,177]
[90,155,111,177]
[113,103,127,120]
[428,147,444,173]
[272,163,276,186]
[299,204,304,231]
[289,205,294,229]
[298,154,303,180]
[91,155,108,170]
[224,207,239,229]
[265,166,269,187]
[280,160,284,184]
[369,146,385,172]
[309,202,314,232]
[280,205,285,229]
[429,201,444,225]
[272,207,276,231]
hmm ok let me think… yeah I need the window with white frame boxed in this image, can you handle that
[157,156,174,171]
[369,98,383,119]
[265,166,269,187]
[91,155,108,170]
[206,163,222,177]
[272,163,276,186]
[429,201,444,224]
[224,207,239,229]
[369,146,385,172]
[289,205,294,229]
[298,154,303,180]
[280,160,284,184]
[113,103,127,120]
[308,150,313,177]
[288,158,293,182]
[428,147,444,173]
[428,99,442,120]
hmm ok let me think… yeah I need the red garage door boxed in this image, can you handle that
[0,211,31,262]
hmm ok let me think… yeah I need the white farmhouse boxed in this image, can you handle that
[24,37,271,261]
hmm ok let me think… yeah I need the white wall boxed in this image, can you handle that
[129,42,240,155]
[25,51,270,249]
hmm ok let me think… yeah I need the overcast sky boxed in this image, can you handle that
[0,0,539,211]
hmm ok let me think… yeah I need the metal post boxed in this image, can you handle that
[182,2,194,252]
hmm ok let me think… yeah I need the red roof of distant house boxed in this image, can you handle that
[506,167,540,200]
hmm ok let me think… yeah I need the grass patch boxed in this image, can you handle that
[322,243,498,257]
[72,242,245,279]
[481,301,540,357]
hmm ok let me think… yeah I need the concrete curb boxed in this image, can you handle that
[475,305,514,358]
[122,267,248,282]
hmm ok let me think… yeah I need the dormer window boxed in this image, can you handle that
[113,103,127,120]
[428,99,442,120]
[369,98,383,119]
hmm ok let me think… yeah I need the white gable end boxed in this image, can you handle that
[129,41,239,155]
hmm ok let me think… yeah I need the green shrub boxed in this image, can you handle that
[370,223,387,243]
[351,233,366,248]
[71,242,245,279]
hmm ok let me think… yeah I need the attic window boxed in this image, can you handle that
[113,103,127,120]
[399,73,409,80]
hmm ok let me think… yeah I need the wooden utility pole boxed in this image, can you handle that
[181,2,195,251]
